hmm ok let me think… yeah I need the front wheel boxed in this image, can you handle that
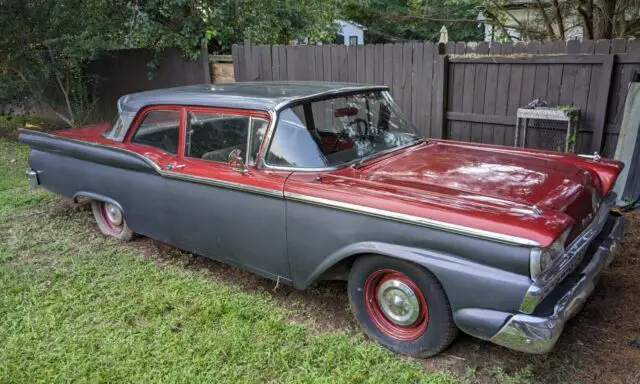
[91,200,134,242]
[348,255,458,357]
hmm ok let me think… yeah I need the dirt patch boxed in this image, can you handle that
[55,201,640,383]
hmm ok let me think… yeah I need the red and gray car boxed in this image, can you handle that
[19,82,627,357]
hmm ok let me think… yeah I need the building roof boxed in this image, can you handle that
[335,19,367,31]
[117,81,386,114]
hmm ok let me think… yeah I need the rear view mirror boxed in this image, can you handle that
[334,107,359,117]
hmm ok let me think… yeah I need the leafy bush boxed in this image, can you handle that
[0,115,45,140]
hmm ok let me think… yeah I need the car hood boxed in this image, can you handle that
[317,140,617,246]
[356,141,595,211]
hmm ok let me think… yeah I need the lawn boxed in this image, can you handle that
[0,138,455,383]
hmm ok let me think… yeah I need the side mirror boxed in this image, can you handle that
[228,148,248,173]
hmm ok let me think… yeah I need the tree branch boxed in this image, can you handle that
[534,0,558,39]
[551,0,565,40]
[10,67,74,127]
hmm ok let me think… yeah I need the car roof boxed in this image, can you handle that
[117,81,388,115]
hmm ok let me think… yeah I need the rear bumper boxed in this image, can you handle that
[489,212,627,354]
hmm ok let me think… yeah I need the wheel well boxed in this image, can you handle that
[316,253,449,301]
[316,254,362,281]
[316,252,441,283]
[72,191,124,213]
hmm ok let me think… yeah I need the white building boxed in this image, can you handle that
[335,19,365,45]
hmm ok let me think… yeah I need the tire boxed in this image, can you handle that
[348,255,458,357]
[91,200,134,242]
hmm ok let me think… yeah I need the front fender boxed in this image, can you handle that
[303,241,531,315]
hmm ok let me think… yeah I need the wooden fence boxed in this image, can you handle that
[232,39,640,157]
[88,46,210,121]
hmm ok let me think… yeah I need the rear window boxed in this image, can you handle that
[103,113,135,141]
[131,110,181,154]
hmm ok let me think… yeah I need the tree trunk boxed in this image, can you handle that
[534,0,559,39]
[551,0,565,40]
[594,0,617,39]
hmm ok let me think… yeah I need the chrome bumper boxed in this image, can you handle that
[489,212,627,354]
[26,168,39,187]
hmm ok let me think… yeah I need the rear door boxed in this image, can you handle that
[164,107,292,281]
[120,106,185,243]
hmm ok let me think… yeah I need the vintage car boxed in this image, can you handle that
[19,82,627,357]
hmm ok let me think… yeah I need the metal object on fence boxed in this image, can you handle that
[515,107,580,152]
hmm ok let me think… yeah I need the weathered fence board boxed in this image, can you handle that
[233,39,640,157]
[89,46,209,121]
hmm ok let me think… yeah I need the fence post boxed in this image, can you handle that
[243,39,255,81]
[592,54,615,153]
[432,49,448,139]
[201,43,211,84]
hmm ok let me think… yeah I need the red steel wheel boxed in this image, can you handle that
[91,200,134,241]
[348,255,458,357]
[99,202,124,235]
[363,269,429,341]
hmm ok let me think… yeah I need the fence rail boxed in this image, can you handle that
[233,39,640,157]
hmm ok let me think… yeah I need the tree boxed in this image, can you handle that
[0,0,338,126]
[482,0,640,41]
[0,0,206,125]
[209,0,338,52]
[339,0,484,43]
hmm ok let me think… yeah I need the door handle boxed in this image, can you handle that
[165,162,185,170]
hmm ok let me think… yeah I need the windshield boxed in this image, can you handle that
[265,91,419,168]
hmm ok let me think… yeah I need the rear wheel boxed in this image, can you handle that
[91,200,134,242]
[348,255,457,357]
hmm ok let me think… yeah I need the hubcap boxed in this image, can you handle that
[377,279,420,326]
[104,203,123,226]
[363,269,429,341]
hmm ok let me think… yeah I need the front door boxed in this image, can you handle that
[163,107,292,281]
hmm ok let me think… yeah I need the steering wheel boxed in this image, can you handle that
[346,118,369,136]
[332,118,369,152]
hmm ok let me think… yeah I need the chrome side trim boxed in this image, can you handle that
[519,194,615,313]
[284,192,540,247]
[577,152,601,161]
[491,213,626,354]
[160,171,283,199]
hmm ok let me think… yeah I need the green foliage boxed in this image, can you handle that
[340,0,483,43]
[209,0,338,52]
[0,0,339,123]
[0,139,454,384]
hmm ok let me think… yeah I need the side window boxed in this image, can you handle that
[131,110,181,154]
[248,117,268,165]
[186,111,249,163]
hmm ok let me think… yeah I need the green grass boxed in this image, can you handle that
[0,139,455,383]
[0,140,51,217]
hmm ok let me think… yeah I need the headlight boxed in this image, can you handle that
[530,227,572,279]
